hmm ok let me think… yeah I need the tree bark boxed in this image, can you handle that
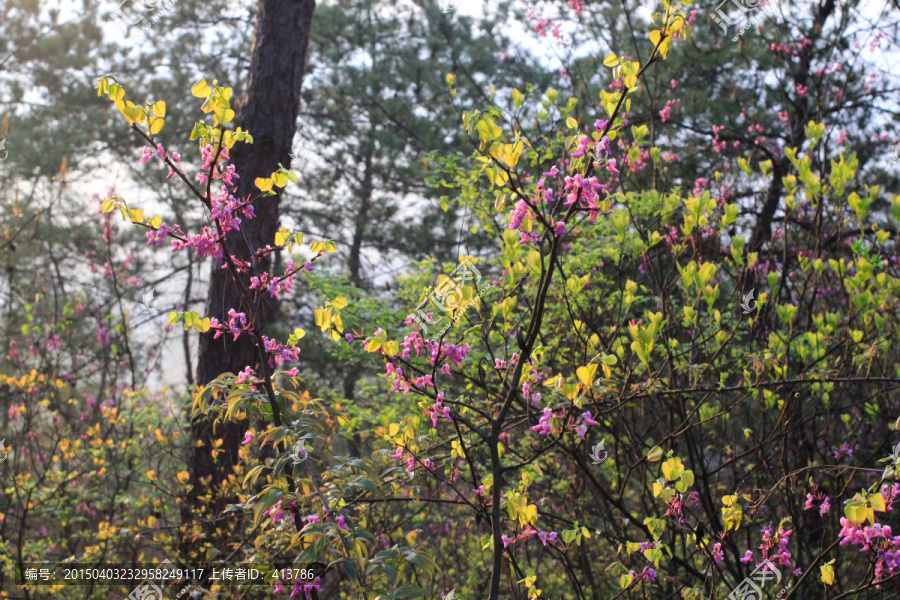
[748,0,835,253]
[186,0,316,518]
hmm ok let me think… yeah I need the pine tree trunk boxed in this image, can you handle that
[185,0,316,519]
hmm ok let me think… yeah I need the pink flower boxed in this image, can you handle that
[553,221,566,237]
[538,530,558,546]
[241,431,253,445]
[530,407,554,436]
[582,411,598,426]
[712,542,724,564]
[606,158,619,174]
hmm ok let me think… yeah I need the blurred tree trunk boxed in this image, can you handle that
[185,0,316,519]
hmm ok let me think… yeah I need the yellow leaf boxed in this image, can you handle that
[128,208,144,223]
[148,116,164,135]
[486,168,510,187]
[151,100,166,117]
[820,562,835,585]
[844,501,867,526]
[576,364,598,386]
[191,79,211,98]
[195,318,211,333]
[388,423,400,437]
[272,171,290,188]
[217,108,235,125]
[661,457,684,481]
[255,177,273,192]
[647,446,663,461]
[603,52,619,67]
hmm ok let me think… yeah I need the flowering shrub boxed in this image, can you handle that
[5,0,900,598]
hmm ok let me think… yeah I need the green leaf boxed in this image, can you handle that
[391,587,426,599]
[512,88,524,108]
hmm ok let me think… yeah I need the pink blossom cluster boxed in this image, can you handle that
[769,38,811,55]
[742,526,796,573]
[567,0,584,15]
[576,410,598,440]
[502,524,555,548]
[659,98,680,123]
[803,487,832,516]
[838,517,900,585]
[210,185,254,235]
[235,366,261,388]
[692,178,708,196]
[628,566,657,583]
[263,336,301,368]
[429,391,451,427]
[263,499,298,527]
[249,260,303,299]
[832,441,858,459]
[623,146,650,173]
[530,407,555,436]
[562,171,609,224]
[712,542,724,564]
[712,125,728,154]
[273,574,322,599]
